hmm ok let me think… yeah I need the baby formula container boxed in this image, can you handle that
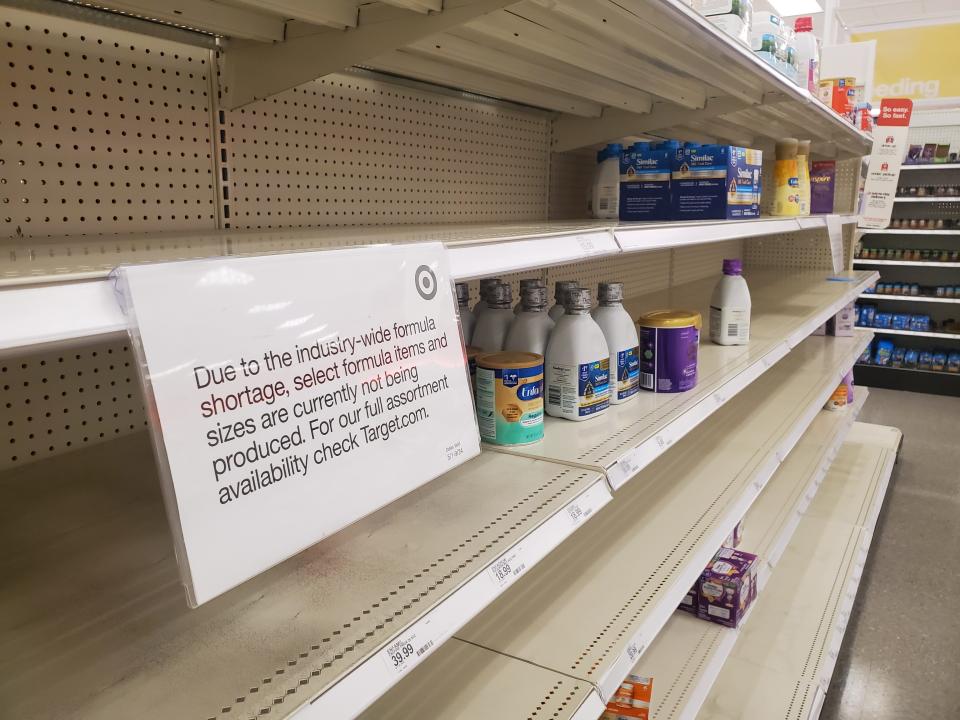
[593,143,623,219]
[505,285,555,355]
[592,282,640,403]
[773,138,801,217]
[638,310,701,393]
[549,280,580,321]
[796,139,811,216]
[473,277,502,321]
[709,259,751,345]
[456,282,475,345]
[545,288,611,421]
[515,278,543,315]
[475,352,544,445]
[472,282,514,353]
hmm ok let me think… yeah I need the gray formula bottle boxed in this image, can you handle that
[545,288,611,421]
[456,282,476,345]
[592,282,640,404]
[472,282,514,353]
[549,280,579,322]
[473,277,502,323]
[514,278,543,315]
[504,285,555,355]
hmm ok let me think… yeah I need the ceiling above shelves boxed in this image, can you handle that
[28,0,873,155]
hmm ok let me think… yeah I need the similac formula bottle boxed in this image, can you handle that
[593,143,622,219]
[545,288,611,421]
[796,139,811,216]
[793,16,819,93]
[515,278,543,315]
[473,277,502,322]
[505,284,555,355]
[592,282,640,404]
[472,282,514,353]
[709,259,751,345]
[549,280,579,322]
[772,138,801,216]
[456,282,476,345]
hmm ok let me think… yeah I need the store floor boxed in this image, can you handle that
[820,388,960,720]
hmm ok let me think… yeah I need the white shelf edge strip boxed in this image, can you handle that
[899,164,960,170]
[857,229,960,235]
[858,293,960,304]
[1,215,859,353]
[894,196,960,202]
[571,690,608,720]
[595,332,871,704]
[862,326,960,339]
[292,480,613,719]
[605,273,877,492]
[853,259,957,267]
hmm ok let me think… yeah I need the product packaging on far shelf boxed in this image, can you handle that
[694,0,752,45]
[678,583,699,614]
[671,145,762,220]
[828,302,855,336]
[619,142,673,221]
[725,519,744,548]
[810,160,836,214]
[603,674,654,720]
[698,547,759,628]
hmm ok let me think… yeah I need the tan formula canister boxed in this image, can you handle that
[475,351,544,445]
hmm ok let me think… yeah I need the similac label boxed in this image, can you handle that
[616,347,640,400]
[476,361,544,445]
[547,359,610,418]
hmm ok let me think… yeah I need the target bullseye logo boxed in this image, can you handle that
[414,264,438,300]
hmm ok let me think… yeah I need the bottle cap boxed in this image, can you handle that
[456,282,470,305]
[597,282,624,303]
[521,285,548,310]
[605,143,623,156]
[487,282,512,308]
[722,259,743,276]
[775,138,799,159]
[797,139,811,155]
[519,278,542,292]
[554,280,579,302]
[794,16,813,32]
[478,277,502,299]
[565,287,592,313]
[631,141,651,152]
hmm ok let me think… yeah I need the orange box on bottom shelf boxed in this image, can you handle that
[603,674,653,720]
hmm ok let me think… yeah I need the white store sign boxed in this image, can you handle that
[859,98,914,229]
[115,243,479,606]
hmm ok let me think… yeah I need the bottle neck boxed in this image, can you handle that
[488,302,511,310]
[597,300,622,307]
[565,308,590,316]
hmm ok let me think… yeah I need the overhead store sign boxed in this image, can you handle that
[852,23,960,102]
[116,244,479,605]
[859,98,913,229]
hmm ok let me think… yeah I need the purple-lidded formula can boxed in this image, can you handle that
[637,310,701,393]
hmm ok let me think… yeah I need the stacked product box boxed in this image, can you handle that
[619,142,673,221]
[671,145,763,220]
[678,543,759,628]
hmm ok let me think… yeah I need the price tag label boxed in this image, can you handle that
[381,629,436,674]
[625,637,645,662]
[714,392,727,407]
[487,547,527,589]
[577,234,597,252]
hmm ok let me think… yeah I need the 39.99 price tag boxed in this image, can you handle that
[381,628,437,675]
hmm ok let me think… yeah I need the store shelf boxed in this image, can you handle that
[358,639,605,720]
[900,163,960,170]
[0,437,612,720]
[857,229,960,235]
[862,326,960,340]
[698,422,901,720]
[0,216,861,355]
[854,259,958,267]
[628,391,867,720]
[859,293,960,304]
[455,330,871,704]
[495,269,877,488]
[894,196,960,202]
[855,363,960,397]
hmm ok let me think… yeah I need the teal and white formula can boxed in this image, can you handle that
[475,352,544,445]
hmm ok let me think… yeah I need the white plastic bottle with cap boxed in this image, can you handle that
[472,282,515,353]
[456,282,476,345]
[473,277,502,322]
[504,285,555,355]
[545,288,611,421]
[549,280,579,322]
[592,282,640,404]
[709,259,752,346]
[592,144,622,220]
[515,278,543,315]
[793,16,819,93]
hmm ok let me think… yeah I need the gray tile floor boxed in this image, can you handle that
[821,388,960,720]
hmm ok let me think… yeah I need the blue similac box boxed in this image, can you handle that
[619,142,672,221]
[671,145,763,220]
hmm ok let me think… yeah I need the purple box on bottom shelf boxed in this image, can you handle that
[697,547,759,628]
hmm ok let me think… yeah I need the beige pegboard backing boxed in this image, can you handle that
[742,227,835,271]
[0,7,217,240]
[833,156,862,215]
[0,337,146,471]
[549,150,594,220]
[222,72,552,230]
[906,117,960,150]
[672,239,742,286]
[546,249,672,302]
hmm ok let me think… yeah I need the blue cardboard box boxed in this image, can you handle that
[672,145,763,220]
[619,142,672,221]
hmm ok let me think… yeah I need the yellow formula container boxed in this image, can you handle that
[773,138,801,217]
[475,352,544,445]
